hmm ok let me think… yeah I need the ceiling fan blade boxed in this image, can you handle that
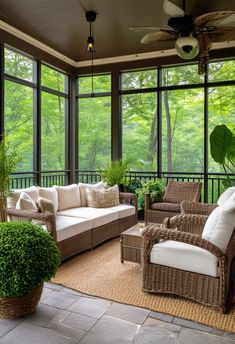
[195,11,234,29]
[205,27,235,42]
[141,31,176,44]
[214,13,235,27]
[130,26,173,33]
[163,0,185,17]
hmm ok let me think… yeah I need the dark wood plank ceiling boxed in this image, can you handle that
[0,0,235,61]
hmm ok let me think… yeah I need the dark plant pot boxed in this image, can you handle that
[0,283,43,319]
[138,209,144,221]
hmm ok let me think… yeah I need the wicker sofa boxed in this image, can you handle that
[7,183,138,261]
[142,186,235,313]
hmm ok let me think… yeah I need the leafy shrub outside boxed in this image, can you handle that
[137,179,166,210]
[0,221,61,297]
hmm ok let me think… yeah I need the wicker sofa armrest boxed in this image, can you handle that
[7,208,57,242]
[142,223,224,259]
[119,192,138,218]
[181,201,217,216]
[164,213,208,235]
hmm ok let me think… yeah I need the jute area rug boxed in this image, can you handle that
[53,238,235,333]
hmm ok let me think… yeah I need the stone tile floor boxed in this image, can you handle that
[0,282,235,343]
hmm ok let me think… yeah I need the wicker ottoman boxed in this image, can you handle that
[120,224,144,264]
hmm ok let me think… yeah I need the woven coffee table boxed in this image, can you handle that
[120,224,144,264]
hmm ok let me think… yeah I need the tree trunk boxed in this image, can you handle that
[147,108,158,164]
[0,196,7,222]
[163,90,172,173]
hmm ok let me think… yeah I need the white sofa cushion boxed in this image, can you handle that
[7,186,39,209]
[57,207,118,228]
[16,192,38,211]
[55,215,92,242]
[86,185,119,208]
[150,240,219,277]
[202,197,235,252]
[108,204,135,218]
[37,196,55,213]
[78,182,106,207]
[217,186,235,206]
[54,184,81,211]
[38,186,59,212]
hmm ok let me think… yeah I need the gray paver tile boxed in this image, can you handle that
[0,322,76,344]
[144,317,181,332]
[0,318,23,339]
[105,302,150,324]
[133,324,178,344]
[149,311,174,323]
[50,322,86,341]
[67,297,110,319]
[173,317,217,333]
[41,287,55,300]
[178,328,235,344]
[24,304,60,326]
[42,291,79,309]
[61,287,83,297]
[62,312,98,331]
[80,315,139,344]
[45,310,71,328]
[44,282,63,291]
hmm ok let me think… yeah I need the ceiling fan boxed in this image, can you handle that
[130,0,235,74]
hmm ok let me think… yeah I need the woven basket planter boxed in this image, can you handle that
[0,283,43,319]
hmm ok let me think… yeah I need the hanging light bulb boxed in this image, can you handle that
[85,11,97,96]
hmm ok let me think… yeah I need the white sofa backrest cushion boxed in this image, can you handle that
[86,184,119,208]
[7,186,39,209]
[78,182,106,207]
[38,186,59,212]
[37,196,55,213]
[54,184,81,211]
[202,196,235,252]
[217,186,235,206]
[16,192,38,211]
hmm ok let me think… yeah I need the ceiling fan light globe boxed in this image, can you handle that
[175,36,199,60]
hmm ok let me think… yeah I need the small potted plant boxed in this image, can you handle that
[98,159,129,191]
[0,137,19,222]
[0,221,61,319]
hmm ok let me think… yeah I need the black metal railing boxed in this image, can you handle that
[10,169,234,204]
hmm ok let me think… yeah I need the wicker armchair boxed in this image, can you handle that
[145,180,202,224]
[142,211,235,313]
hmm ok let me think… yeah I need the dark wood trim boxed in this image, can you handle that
[0,29,75,74]
[0,44,4,139]
[157,68,162,178]
[204,64,209,203]
[67,75,77,183]
[111,70,121,161]
[34,61,41,185]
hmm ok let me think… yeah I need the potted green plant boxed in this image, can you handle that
[137,179,166,219]
[0,221,61,319]
[0,137,19,222]
[210,124,235,187]
[99,159,129,191]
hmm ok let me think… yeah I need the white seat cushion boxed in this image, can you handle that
[217,187,235,206]
[7,186,39,209]
[54,184,81,211]
[107,204,135,218]
[150,240,219,277]
[57,207,118,228]
[78,182,106,207]
[38,186,59,212]
[56,215,92,242]
[202,196,235,252]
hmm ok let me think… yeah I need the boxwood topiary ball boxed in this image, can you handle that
[0,221,61,297]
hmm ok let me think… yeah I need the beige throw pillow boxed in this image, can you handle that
[78,182,106,206]
[16,192,38,211]
[86,185,119,208]
[37,196,55,213]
